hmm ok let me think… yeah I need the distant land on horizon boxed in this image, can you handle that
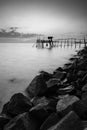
[0,27,87,43]
[0,27,43,43]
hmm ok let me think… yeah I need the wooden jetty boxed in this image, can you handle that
[36,36,87,48]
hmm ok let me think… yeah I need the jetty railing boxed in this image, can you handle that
[35,37,87,48]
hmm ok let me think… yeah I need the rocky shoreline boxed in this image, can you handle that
[1,47,87,130]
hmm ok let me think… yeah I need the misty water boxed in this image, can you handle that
[0,43,84,111]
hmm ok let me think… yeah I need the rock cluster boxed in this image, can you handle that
[1,47,87,129]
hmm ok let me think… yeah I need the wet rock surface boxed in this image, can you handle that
[1,47,87,129]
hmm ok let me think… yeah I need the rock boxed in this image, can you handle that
[26,74,47,98]
[46,78,60,88]
[31,96,48,106]
[1,93,32,117]
[48,98,58,112]
[67,72,77,83]
[58,85,75,95]
[53,67,64,74]
[73,97,87,119]
[56,95,79,113]
[29,106,49,122]
[77,70,86,78]
[45,78,61,97]
[69,57,78,61]
[82,92,87,99]
[58,94,69,100]
[82,74,87,85]
[0,114,11,130]
[84,128,87,130]
[48,111,82,130]
[78,60,87,70]
[78,57,87,68]
[75,89,82,98]
[29,97,57,122]
[64,63,72,67]
[64,60,78,72]
[40,112,62,130]
[53,71,66,80]
[82,121,87,129]
[4,112,39,130]
[39,71,53,81]
[75,78,83,90]
[31,96,57,112]
[82,83,87,92]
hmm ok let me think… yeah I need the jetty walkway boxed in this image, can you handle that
[35,36,87,48]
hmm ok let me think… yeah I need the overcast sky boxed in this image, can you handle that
[0,0,87,35]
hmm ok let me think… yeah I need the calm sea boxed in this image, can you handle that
[0,43,84,111]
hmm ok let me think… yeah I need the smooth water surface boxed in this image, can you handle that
[0,43,84,111]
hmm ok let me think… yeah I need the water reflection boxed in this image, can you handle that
[35,42,85,49]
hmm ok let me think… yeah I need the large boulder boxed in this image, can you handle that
[77,60,87,70]
[46,78,60,88]
[31,96,49,106]
[39,71,53,81]
[29,97,57,122]
[26,74,47,98]
[29,104,49,123]
[82,92,87,99]
[53,67,64,74]
[82,121,87,130]
[67,71,78,83]
[53,70,66,81]
[77,70,86,78]
[82,83,87,92]
[40,112,62,130]
[81,120,87,130]
[63,63,73,71]
[56,95,79,115]
[0,114,11,130]
[4,112,39,130]
[1,93,32,117]
[73,96,87,120]
[48,111,82,130]
[45,78,61,97]
[82,74,87,85]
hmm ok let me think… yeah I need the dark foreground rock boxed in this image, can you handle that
[82,83,87,92]
[39,71,53,81]
[29,97,57,123]
[48,111,83,130]
[45,78,61,97]
[53,70,66,81]
[26,74,47,98]
[4,112,39,130]
[73,96,87,120]
[40,112,62,130]
[1,93,32,117]
[0,114,11,130]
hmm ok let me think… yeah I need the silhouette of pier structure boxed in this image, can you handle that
[36,36,87,48]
